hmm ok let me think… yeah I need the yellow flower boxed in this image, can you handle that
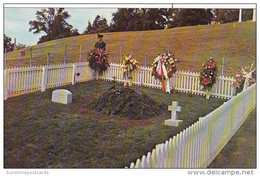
[125,57,130,61]
[130,59,134,63]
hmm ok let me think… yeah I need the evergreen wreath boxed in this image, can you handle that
[87,48,110,74]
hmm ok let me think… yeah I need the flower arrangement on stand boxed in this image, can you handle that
[151,51,179,92]
[87,48,110,76]
[122,55,138,87]
[200,57,217,99]
[234,62,256,94]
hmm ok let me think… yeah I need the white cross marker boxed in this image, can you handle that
[165,101,182,126]
[168,101,181,120]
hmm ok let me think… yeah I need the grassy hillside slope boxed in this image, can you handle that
[6,21,255,76]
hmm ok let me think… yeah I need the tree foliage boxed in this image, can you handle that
[214,9,239,23]
[27,8,254,42]
[106,8,214,32]
[83,20,93,34]
[29,8,79,43]
[168,9,213,28]
[4,34,13,52]
[242,9,253,21]
[84,8,254,34]
[4,34,26,52]
[83,15,109,34]
[109,8,169,32]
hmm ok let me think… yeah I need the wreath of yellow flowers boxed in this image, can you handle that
[123,56,138,74]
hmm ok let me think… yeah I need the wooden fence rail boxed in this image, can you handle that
[4,62,236,99]
[99,63,236,99]
[4,62,96,99]
[127,84,256,168]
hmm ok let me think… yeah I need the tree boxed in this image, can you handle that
[242,9,253,21]
[214,9,239,23]
[29,8,78,43]
[83,15,109,34]
[98,18,109,33]
[83,20,93,34]
[168,9,213,28]
[91,15,109,33]
[145,9,168,30]
[110,9,130,32]
[71,29,80,36]
[4,34,14,52]
[110,8,169,32]
[4,34,26,52]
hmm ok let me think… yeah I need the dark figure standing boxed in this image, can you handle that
[87,33,109,76]
[94,34,106,51]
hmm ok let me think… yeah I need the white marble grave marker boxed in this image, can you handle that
[164,101,182,126]
[51,89,72,104]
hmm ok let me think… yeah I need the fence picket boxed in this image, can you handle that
[140,155,146,168]
[150,149,157,168]
[146,152,152,168]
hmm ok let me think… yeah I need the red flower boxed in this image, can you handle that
[201,77,211,85]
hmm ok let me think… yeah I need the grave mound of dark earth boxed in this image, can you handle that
[96,87,164,119]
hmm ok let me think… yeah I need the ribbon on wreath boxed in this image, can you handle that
[96,48,104,64]
[156,56,170,92]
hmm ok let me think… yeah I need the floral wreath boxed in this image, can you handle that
[151,51,179,81]
[200,57,217,90]
[87,48,110,74]
[234,62,256,93]
[122,55,138,79]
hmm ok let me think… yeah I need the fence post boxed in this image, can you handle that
[79,44,82,62]
[47,53,50,65]
[4,69,9,100]
[64,45,67,64]
[221,57,224,76]
[145,55,147,67]
[72,63,76,85]
[119,45,122,63]
[41,66,47,92]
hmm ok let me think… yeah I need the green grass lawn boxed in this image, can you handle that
[6,21,255,76]
[208,108,256,168]
[4,80,226,168]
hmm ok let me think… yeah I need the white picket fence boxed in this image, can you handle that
[99,63,236,99]
[4,62,96,99]
[127,83,256,168]
[4,62,236,100]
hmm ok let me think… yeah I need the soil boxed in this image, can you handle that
[95,86,165,120]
